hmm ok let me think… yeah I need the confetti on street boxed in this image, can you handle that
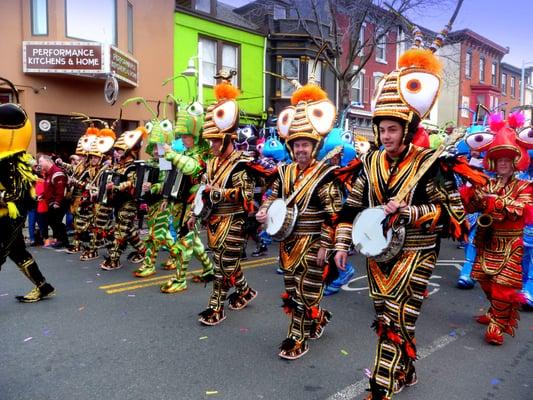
[341,349,349,356]
[78,306,85,311]
[199,336,208,340]
[128,294,136,297]
[24,337,33,342]
[0,293,9,297]
[206,390,218,396]
[239,327,249,333]
[491,378,501,385]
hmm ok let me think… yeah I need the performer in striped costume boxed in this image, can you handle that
[461,111,533,345]
[100,128,146,271]
[333,29,483,398]
[195,70,257,326]
[256,80,343,360]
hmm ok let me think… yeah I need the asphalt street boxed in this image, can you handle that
[1,238,532,400]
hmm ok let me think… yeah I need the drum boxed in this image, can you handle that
[351,207,405,262]
[162,167,185,200]
[265,198,298,241]
[193,184,211,220]
[97,170,123,205]
[134,160,159,202]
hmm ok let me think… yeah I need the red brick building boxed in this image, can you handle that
[449,29,509,126]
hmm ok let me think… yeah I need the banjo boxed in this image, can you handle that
[266,146,343,241]
[352,130,464,262]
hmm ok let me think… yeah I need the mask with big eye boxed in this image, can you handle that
[306,100,336,135]
[398,70,441,119]
[96,136,115,153]
[187,101,204,117]
[371,76,386,113]
[81,134,97,152]
[145,121,154,133]
[123,129,144,149]
[341,131,354,145]
[517,127,533,149]
[277,107,296,139]
[355,140,371,155]
[213,100,238,132]
[465,130,494,151]
[159,119,173,132]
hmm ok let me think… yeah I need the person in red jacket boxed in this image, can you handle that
[39,155,70,249]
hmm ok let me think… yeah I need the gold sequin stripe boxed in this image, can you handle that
[371,250,436,397]
[286,238,328,341]
[108,201,145,262]
[87,203,114,251]
[473,240,523,288]
[288,103,313,134]
[73,204,95,245]
[207,215,250,311]
[202,104,218,137]
[365,147,433,206]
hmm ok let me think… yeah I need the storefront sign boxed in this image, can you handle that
[23,42,104,74]
[104,75,119,105]
[23,41,138,87]
[110,46,138,87]
[38,119,51,132]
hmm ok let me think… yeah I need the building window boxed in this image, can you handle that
[308,60,321,87]
[358,24,366,56]
[199,37,239,87]
[273,5,286,20]
[501,73,507,94]
[479,57,485,83]
[376,33,386,63]
[31,0,48,35]
[195,0,211,13]
[491,62,497,85]
[281,58,299,98]
[221,44,238,86]
[66,0,116,45]
[351,74,364,104]
[511,76,516,98]
[465,50,472,78]
[127,2,133,53]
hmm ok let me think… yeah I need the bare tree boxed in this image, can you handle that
[286,0,456,108]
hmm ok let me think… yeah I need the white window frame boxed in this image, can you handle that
[375,32,387,64]
[491,62,497,85]
[351,73,364,105]
[465,50,472,79]
[65,0,117,45]
[502,72,507,94]
[195,0,211,13]
[199,36,240,87]
[281,58,300,98]
[511,76,516,98]
[31,0,48,36]
[479,57,485,83]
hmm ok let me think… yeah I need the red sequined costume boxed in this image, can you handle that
[462,111,533,345]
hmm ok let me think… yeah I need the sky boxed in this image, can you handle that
[223,0,533,68]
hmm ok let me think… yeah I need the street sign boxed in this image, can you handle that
[104,74,119,105]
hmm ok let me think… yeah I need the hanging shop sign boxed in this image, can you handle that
[22,41,138,87]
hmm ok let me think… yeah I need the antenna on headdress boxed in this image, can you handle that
[264,71,302,90]
[429,0,463,52]
[308,43,328,85]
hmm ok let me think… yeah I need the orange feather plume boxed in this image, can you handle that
[86,126,100,135]
[214,82,240,101]
[290,84,327,105]
[99,128,116,140]
[398,48,442,75]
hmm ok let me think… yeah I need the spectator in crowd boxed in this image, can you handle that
[39,155,69,249]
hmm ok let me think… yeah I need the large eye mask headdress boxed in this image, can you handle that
[371,2,463,146]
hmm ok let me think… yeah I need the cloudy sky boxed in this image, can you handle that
[223,0,533,68]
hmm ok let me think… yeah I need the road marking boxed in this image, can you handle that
[99,256,279,294]
[325,329,469,400]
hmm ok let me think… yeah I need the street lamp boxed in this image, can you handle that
[520,60,533,106]
[182,41,203,104]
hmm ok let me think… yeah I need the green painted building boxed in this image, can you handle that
[174,1,266,124]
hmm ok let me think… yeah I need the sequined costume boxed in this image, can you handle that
[99,128,146,270]
[159,105,214,293]
[80,128,117,261]
[517,148,533,308]
[197,75,258,326]
[333,27,484,398]
[0,77,54,302]
[461,111,533,345]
